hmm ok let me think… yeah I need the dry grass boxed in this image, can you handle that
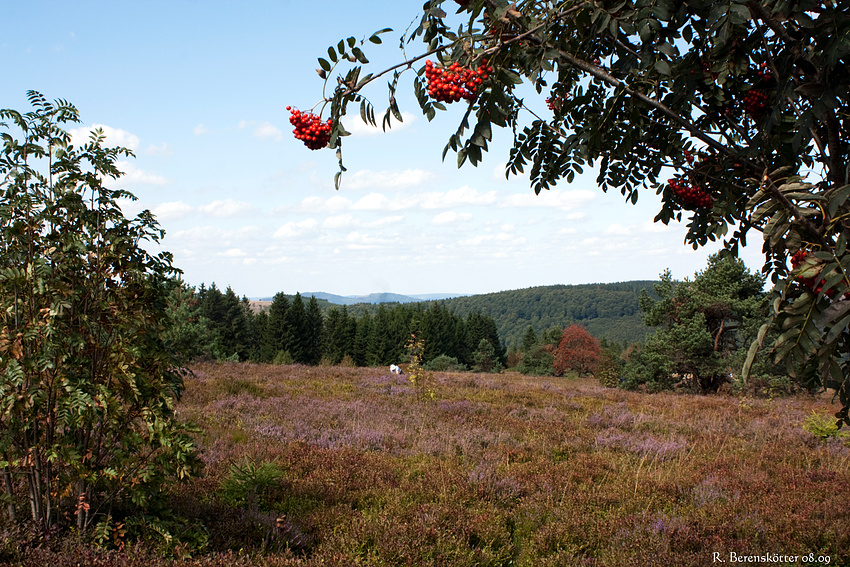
[14,362,849,566]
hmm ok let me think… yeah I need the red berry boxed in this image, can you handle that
[288,107,332,150]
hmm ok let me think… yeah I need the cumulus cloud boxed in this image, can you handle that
[351,193,399,211]
[431,211,473,225]
[114,161,170,187]
[193,123,210,135]
[604,223,632,236]
[345,230,395,250]
[421,186,498,209]
[460,234,495,246]
[273,218,319,239]
[501,188,596,211]
[237,120,284,142]
[322,214,356,229]
[252,122,283,142]
[345,168,434,191]
[290,195,346,214]
[153,201,195,221]
[219,248,248,258]
[198,199,255,218]
[68,124,139,150]
[368,215,404,227]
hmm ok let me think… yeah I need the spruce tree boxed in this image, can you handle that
[305,295,324,365]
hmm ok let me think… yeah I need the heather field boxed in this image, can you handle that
[18,362,850,566]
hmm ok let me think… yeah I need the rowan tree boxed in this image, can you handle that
[0,92,200,533]
[295,0,850,423]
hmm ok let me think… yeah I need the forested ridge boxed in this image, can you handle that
[438,281,657,347]
[256,281,657,349]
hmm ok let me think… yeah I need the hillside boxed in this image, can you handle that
[437,281,657,348]
[330,281,657,348]
[247,282,657,347]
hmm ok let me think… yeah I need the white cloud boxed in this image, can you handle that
[344,231,395,250]
[345,168,434,190]
[221,248,247,257]
[344,111,415,136]
[193,123,210,135]
[460,234,495,246]
[642,218,678,233]
[145,142,172,156]
[198,199,254,218]
[368,215,404,227]
[501,188,596,211]
[351,193,396,211]
[114,161,169,186]
[273,218,318,239]
[252,122,283,142]
[292,195,353,214]
[421,186,498,209]
[153,201,195,221]
[604,223,632,236]
[322,214,355,229]
[68,124,139,151]
[431,211,472,225]
[117,198,144,218]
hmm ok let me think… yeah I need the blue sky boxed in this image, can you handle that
[1,1,765,298]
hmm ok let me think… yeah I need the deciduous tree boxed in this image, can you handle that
[553,324,601,376]
[0,92,200,532]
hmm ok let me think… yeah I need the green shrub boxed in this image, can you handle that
[424,354,467,372]
[220,459,285,510]
[802,412,849,444]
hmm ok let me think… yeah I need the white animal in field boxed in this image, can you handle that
[390,364,402,375]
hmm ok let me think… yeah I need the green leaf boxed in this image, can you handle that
[318,58,331,72]
[351,47,369,64]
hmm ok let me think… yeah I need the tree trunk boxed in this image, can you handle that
[2,464,16,523]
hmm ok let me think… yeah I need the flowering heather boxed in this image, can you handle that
[10,362,850,566]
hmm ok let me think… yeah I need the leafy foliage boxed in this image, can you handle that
[305,0,850,422]
[553,324,601,376]
[0,92,201,532]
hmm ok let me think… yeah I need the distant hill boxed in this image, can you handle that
[304,291,464,305]
[436,282,658,348]
[255,292,465,306]
[250,282,658,347]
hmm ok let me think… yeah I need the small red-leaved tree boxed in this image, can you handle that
[553,325,601,377]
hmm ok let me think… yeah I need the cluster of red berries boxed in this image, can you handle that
[757,61,773,83]
[287,106,332,150]
[790,250,832,297]
[668,177,713,209]
[424,59,492,103]
[743,89,769,118]
[546,93,571,112]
